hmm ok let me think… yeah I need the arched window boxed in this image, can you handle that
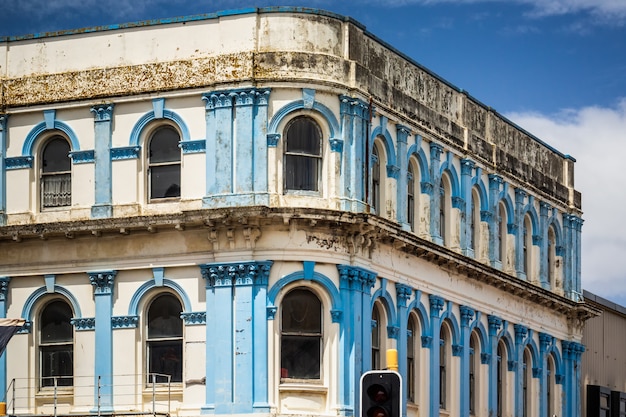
[440,174,451,246]
[523,215,532,277]
[497,203,507,264]
[469,332,479,414]
[372,144,381,214]
[371,303,382,370]
[281,288,322,380]
[407,314,419,404]
[439,322,450,410]
[407,164,415,231]
[497,342,507,417]
[469,189,478,252]
[547,355,555,417]
[39,299,74,387]
[148,126,181,200]
[147,293,183,383]
[523,348,531,417]
[284,116,322,192]
[548,226,556,288]
[40,136,71,209]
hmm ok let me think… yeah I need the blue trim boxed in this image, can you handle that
[471,179,490,213]
[21,286,83,330]
[129,108,190,147]
[407,144,430,185]
[439,157,461,198]
[180,139,206,154]
[267,270,342,321]
[128,278,192,316]
[22,117,80,157]
[111,146,140,160]
[5,156,33,170]
[267,98,341,142]
[370,123,398,170]
[407,296,431,339]
[70,150,95,164]
[111,316,139,329]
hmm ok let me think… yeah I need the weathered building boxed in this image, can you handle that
[0,7,595,417]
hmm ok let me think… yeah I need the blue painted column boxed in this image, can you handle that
[200,261,272,414]
[514,189,526,279]
[460,159,474,257]
[252,90,271,205]
[488,175,503,268]
[538,332,551,417]
[203,91,234,199]
[487,315,502,417]
[429,144,443,245]
[573,343,585,417]
[561,341,573,417]
[573,217,584,300]
[90,104,114,218]
[395,283,412,416]
[338,265,376,417]
[514,324,527,417]
[88,270,117,410]
[428,295,444,417]
[459,306,475,417]
[0,115,7,226]
[396,125,410,228]
[0,277,11,397]
[338,96,370,212]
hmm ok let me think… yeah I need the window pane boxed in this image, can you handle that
[280,335,321,379]
[149,127,181,163]
[42,137,71,173]
[148,295,183,338]
[148,340,183,382]
[41,345,73,387]
[285,118,321,155]
[285,155,319,191]
[41,301,73,343]
[150,165,181,199]
[281,289,321,333]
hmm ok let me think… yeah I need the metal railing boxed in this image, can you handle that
[5,373,172,417]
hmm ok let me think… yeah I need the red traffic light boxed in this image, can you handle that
[360,370,402,417]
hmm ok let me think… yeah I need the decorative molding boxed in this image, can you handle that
[200,261,273,288]
[421,335,432,348]
[330,309,342,323]
[329,138,343,153]
[452,344,463,357]
[386,164,400,179]
[337,265,376,292]
[5,156,33,170]
[181,311,206,325]
[70,150,95,164]
[266,306,277,320]
[267,133,280,147]
[487,315,502,335]
[72,317,95,331]
[481,353,491,364]
[395,283,412,307]
[532,367,541,378]
[112,316,139,329]
[91,103,114,122]
[339,95,370,120]
[459,305,475,327]
[180,139,206,154]
[88,270,118,295]
[111,146,140,160]
[302,88,316,109]
[17,321,32,334]
[0,277,10,302]
[428,294,444,316]
[387,325,400,339]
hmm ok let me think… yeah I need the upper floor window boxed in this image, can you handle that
[439,174,451,246]
[407,164,415,231]
[439,322,451,410]
[371,303,382,370]
[469,332,479,415]
[39,299,74,388]
[371,144,382,214]
[548,226,556,287]
[281,288,322,380]
[40,136,71,209]
[523,348,531,417]
[497,341,507,417]
[284,116,322,192]
[523,215,532,276]
[547,355,554,417]
[146,293,183,383]
[148,126,181,200]
[469,189,480,252]
[407,314,418,403]
[497,203,507,264]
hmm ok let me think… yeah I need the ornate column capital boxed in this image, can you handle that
[460,158,475,176]
[428,294,444,317]
[429,142,443,160]
[395,283,412,307]
[90,103,114,122]
[539,332,553,351]
[488,174,503,190]
[337,265,376,292]
[200,261,273,288]
[88,270,117,295]
[487,314,502,336]
[459,305,475,327]
[0,277,10,302]
[0,114,8,131]
[514,188,527,204]
[514,324,528,343]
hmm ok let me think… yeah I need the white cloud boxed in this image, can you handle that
[506,99,626,305]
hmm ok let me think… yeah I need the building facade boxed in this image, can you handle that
[0,7,595,417]
[581,290,626,417]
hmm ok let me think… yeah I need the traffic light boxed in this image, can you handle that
[360,370,402,417]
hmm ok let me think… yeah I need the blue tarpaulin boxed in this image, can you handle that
[0,319,25,356]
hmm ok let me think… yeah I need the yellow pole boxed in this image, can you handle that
[0,401,6,415]
[386,348,398,371]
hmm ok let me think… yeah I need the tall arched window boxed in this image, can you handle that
[497,342,507,417]
[407,164,415,231]
[523,215,532,277]
[284,116,322,192]
[439,322,451,410]
[40,136,71,209]
[469,332,479,414]
[148,126,181,200]
[407,314,418,404]
[440,174,451,246]
[147,293,183,383]
[469,189,478,252]
[547,355,555,417]
[39,299,74,387]
[523,348,531,417]
[281,288,322,380]
[548,226,556,288]
[497,203,507,264]
[371,303,382,370]
[372,144,381,214]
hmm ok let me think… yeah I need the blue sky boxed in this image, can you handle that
[2,0,626,305]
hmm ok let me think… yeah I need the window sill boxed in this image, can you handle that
[36,387,73,398]
[279,381,327,394]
